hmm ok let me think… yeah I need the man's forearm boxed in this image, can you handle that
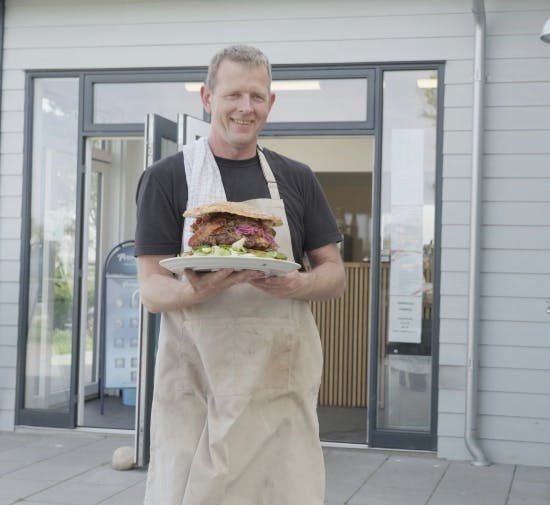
[139,273,189,313]
[297,260,346,301]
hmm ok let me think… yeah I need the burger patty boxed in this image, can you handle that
[188,212,278,250]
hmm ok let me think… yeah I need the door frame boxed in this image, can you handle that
[17,64,442,452]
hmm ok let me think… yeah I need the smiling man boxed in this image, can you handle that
[135,45,345,505]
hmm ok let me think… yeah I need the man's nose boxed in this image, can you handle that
[237,95,253,112]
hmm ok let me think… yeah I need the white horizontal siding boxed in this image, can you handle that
[481,273,550,297]
[438,0,550,467]
[484,202,550,226]
[484,153,550,178]
[440,390,550,419]
[3,15,474,49]
[481,320,550,346]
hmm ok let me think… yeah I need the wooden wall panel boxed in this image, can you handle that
[311,263,370,408]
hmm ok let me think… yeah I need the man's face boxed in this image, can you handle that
[201,59,275,159]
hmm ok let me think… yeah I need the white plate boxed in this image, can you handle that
[160,255,300,277]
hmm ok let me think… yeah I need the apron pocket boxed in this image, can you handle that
[184,316,296,396]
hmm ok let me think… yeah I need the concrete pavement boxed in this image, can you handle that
[0,428,548,505]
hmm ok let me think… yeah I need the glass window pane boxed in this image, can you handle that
[93,82,204,123]
[25,78,79,411]
[377,70,437,432]
[268,79,367,122]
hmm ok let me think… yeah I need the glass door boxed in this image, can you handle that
[135,113,178,466]
[369,69,440,450]
[18,78,80,428]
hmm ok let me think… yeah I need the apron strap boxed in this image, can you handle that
[257,146,280,200]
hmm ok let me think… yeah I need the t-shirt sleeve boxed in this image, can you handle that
[134,152,186,256]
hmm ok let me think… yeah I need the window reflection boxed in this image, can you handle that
[268,79,368,123]
[377,70,437,432]
[25,78,79,411]
[93,82,204,124]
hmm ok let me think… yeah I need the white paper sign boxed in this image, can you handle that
[387,128,425,344]
[387,295,423,343]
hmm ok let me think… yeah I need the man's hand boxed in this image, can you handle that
[137,255,263,313]
[183,268,264,304]
[250,243,345,301]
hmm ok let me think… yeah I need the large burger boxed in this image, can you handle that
[182,201,288,260]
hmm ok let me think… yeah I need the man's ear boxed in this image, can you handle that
[200,85,212,113]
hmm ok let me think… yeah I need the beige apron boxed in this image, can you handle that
[144,143,325,505]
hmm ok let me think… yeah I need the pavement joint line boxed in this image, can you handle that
[0,434,113,479]
[504,465,518,505]
[342,453,390,505]
[95,477,146,505]
[8,461,110,505]
[424,458,451,505]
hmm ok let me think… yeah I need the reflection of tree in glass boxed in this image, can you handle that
[421,72,437,124]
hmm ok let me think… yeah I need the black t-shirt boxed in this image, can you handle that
[134,147,342,265]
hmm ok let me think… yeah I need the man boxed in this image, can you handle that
[136,44,345,505]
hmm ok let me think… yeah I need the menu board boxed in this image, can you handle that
[102,242,140,389]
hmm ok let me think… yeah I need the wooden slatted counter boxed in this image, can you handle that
[310,262,371,408]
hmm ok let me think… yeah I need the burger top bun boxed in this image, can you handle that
[183,201,283,226]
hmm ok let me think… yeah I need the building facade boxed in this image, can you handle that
[1,0,549,467]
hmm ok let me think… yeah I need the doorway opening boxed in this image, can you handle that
[77,137,144,430]
[259,135,374,444]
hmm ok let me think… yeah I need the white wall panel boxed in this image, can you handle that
[486,106,550,130]
[484,153,550,178]
[481,226,550,250]
[0,218,21,240]
[440,271,469,296]
[481,273,550,297]
[442,178,471,201]
[441,225,469,249]
[0,175,22,197]
[2,111,24,133]
[439,343,467,366]
[439,296,468,320]
[482,250,550,273]
[439,365,466,390]
[481,320,550,346]
[480,368,550,395]
[439,319,467,343]
[0,154,23,176]
[444,84,473,107]
[440,248,469,272]
[484,202,550,226]
[487,58,550,83]
[484,178,550,202]
[485,131,550,154]
[0,283,18,303]
[481,298,550,324]
[441,201,470,225]
[443,154,471,178]
[443,131,471,155]
[485,82,550,107]
[443,107,471,131]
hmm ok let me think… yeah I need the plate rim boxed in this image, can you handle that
[159,255,300,275]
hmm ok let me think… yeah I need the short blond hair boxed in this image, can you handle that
[205,45,272,91]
